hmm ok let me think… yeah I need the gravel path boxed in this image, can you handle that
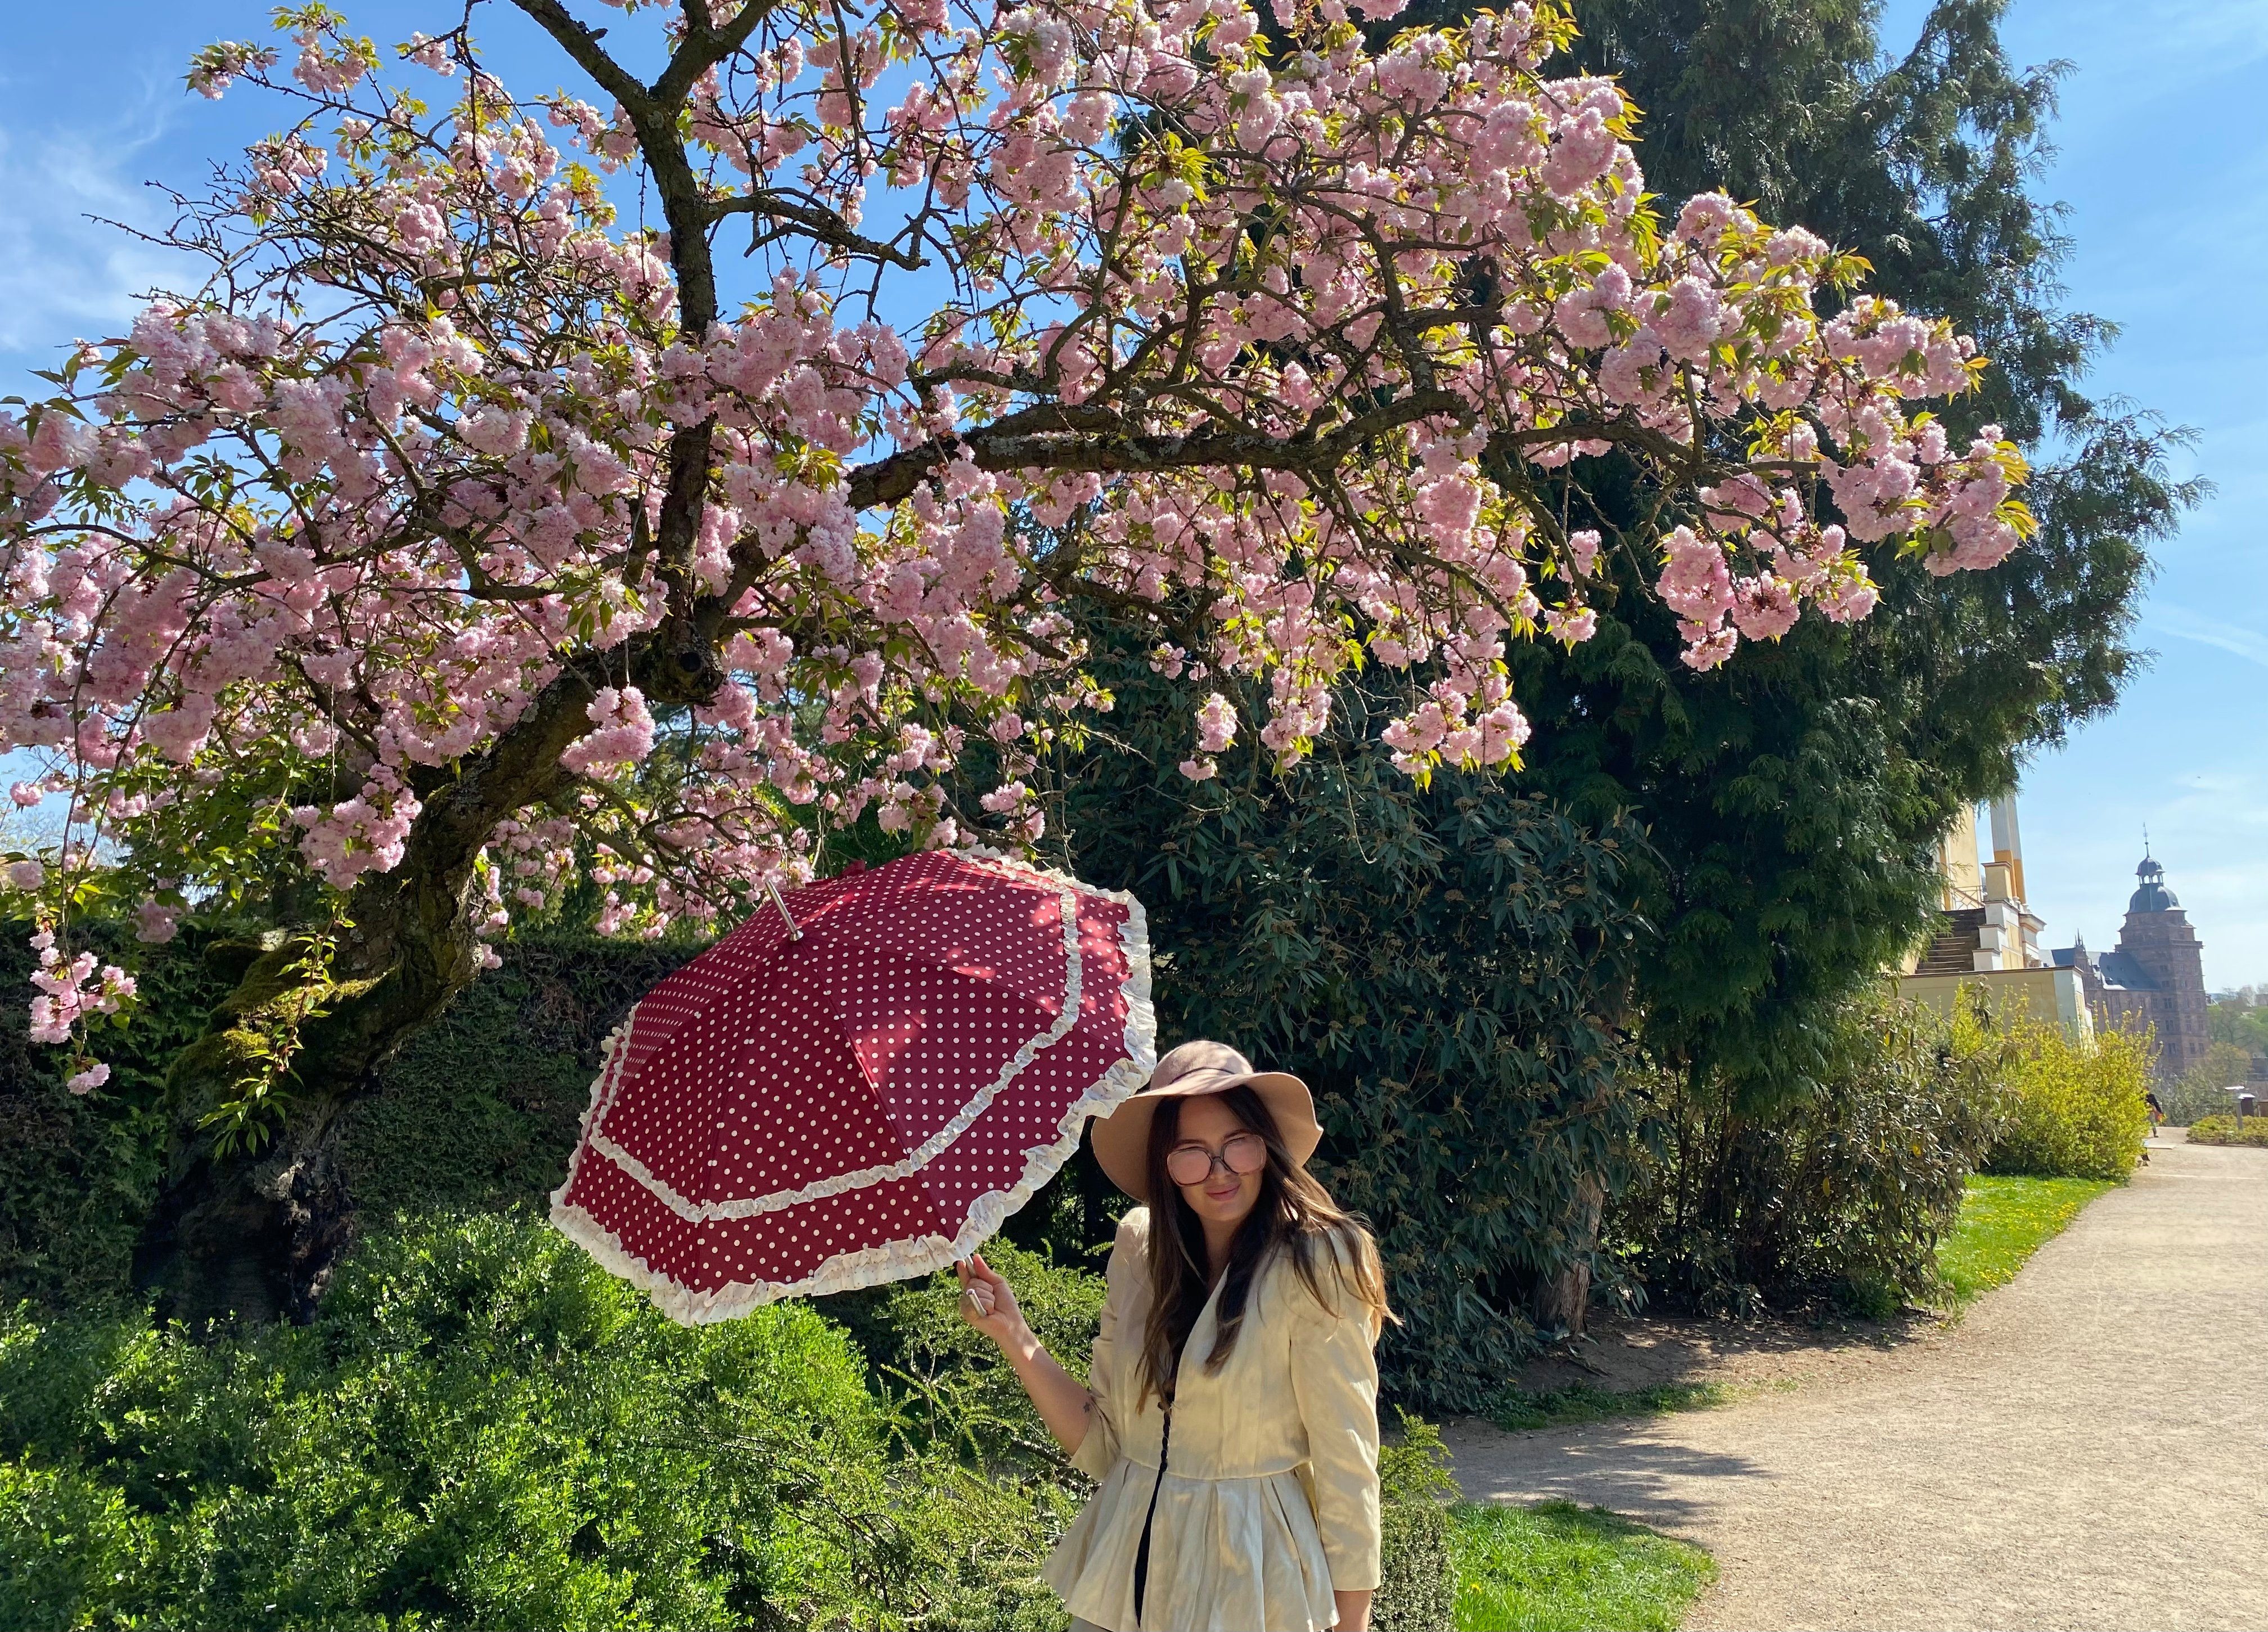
[1446,1134,2268,1631]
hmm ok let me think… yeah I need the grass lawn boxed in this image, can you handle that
[1486,1381,1729,1434]
[1937,1175,2114,1306]
[1450,1500,1716,1631]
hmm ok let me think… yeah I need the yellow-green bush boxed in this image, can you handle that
[1977,1017,2151,1181]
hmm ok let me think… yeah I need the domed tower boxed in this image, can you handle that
[2129,856,2179,914]
[2106,852,2209,1081]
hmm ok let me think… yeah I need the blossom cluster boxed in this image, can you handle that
[0,0,2033,1074]
[25,928,134,1090]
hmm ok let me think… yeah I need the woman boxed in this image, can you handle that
[956,1040,1393,1632]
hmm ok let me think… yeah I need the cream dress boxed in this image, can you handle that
[1042,1206,1383,1632]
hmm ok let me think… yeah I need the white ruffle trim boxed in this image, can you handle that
[548,853,1158,1324]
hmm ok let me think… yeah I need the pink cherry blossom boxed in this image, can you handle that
[1195,693,1239,754]
[0,0,2036,1058]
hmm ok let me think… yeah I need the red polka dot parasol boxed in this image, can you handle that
[550,849,1154,1322]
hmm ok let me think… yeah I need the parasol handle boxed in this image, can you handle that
[765,880,804,939]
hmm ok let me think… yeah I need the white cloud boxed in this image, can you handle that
[2148,606,2268,671]
[0,99,202,376]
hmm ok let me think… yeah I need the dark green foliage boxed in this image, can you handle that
[1612,990,2005,1314]
[1375,1500,1454,1632]
[1365,0,2197,1113]
[0,1211,1082,1632]
[0,930,698,1314]
[1028,636,1649,1411]
[0,923,241,1314]
[337,933,699,1221]
[820,1239,1108,1480]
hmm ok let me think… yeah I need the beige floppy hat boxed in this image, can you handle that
[1090,1040,1321,1202]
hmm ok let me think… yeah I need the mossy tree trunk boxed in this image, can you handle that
[132,653,722,1324]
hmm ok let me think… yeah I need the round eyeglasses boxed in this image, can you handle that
[1165,1131,1268,1188]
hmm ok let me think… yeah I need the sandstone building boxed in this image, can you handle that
[2051,853,2211,1083]
[1896,796,2092,1038]
[1897,803,2212,1083]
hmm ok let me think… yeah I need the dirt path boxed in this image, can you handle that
[1446,1134,2268,1631]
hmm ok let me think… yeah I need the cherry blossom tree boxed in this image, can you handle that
[0,0,2031,1311]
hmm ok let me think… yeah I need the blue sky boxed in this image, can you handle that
[2,0,2261,984]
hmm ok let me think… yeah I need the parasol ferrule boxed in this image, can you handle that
[766,880,804,939]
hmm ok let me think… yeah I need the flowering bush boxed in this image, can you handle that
[1982,1019,2151,1182]
[0,0,2032,1293]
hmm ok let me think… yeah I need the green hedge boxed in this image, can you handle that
[335,935,699,1222]
[0,1212,1078,1632]
[2,1213,1454,1631]
[0,923,242,1313]
[1373,1413,1459,1632]
[2185,1114,2268,1149]
[0,928,698,1316]
[832,1248,1460,1627]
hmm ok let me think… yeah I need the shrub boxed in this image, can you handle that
[2185,1114,2268,1149]
[2162,1043,2256,1126]
[0,1211,1073,1632]
[1982,1020,2151,1181]
[1041,633,1650,1413]
[821,1240,1107,1480]
[0,922,242,1315]
[833,1255,1460,1631]
[0,928,699,1315]
[337,934,700,1222]
[1373,1411,1459,1632]
[1612,988,2006,1314]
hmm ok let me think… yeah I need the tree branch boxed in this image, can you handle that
[842,389,1470,510]
[704,191,925,269]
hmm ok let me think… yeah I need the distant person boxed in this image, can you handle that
[2145,1090,2164,1136]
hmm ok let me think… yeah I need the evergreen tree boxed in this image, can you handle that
[1390,0,2200,1105]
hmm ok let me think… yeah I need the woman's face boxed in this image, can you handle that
[1168,1094,1265,1231]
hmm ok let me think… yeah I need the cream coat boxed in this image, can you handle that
[1041,1206,1383,1632]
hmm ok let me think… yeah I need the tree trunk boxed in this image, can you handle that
[133,1071,367,1325]
[1533,1172,1605,1336]
[132,664,632,1324]
[132,861,488,1323]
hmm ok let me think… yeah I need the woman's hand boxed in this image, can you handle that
[956,1252,1098,1458]
[956,1253,1028,1348]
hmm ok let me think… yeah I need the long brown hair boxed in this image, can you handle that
[1136,1084,1395,1411]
